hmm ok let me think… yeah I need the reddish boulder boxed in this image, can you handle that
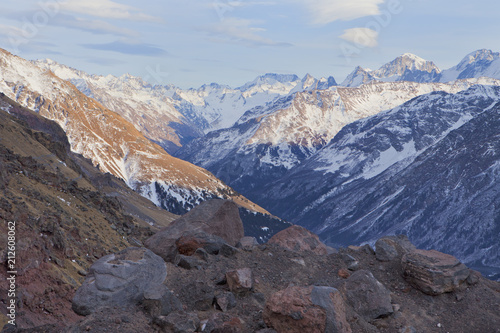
[145,200,244,262]
[267,225,328,255]
[264,285,351,333]
[402,249,470,295]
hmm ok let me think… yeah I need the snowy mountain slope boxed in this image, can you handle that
[438,49,500,82]
[177,79,500,200]
[342,53,441,87]
[256,85,500,275]
[34,59,202,154]
[342,49,500,87]
[0,48,267,215]
[172,73,336,133]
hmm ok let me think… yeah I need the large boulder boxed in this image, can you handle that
[264,285,351,333]
[72,247,167,316]
[402,249,470,295]
[344,270,393,321]
[267,225,328,255]
[375,235,416,262]
[145,200,244,262]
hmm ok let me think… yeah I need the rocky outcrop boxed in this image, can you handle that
[145,199,244,261]
[264,285,351,333]
[267,225,329,255]
[343,270,393,321]
[72,247,167,316]
[402,249,470,295]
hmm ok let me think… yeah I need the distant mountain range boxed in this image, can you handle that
[2,47,500,278]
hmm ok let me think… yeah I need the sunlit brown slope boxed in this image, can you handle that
[0,48,267,214]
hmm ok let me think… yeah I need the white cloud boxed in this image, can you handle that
[301,0,385,24]
[59,0,162,22]
[206,17,290,47]
[339,27,379,47]
[53,15,139,37]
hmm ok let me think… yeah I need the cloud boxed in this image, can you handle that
[59,0,162,22]
[301,0,385,24]
[81,40,168,56]
[205,17,291,47]
[52,14,139,37]
[339,28,379,47]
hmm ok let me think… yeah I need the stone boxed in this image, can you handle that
[226,268,253,294]
[341,253,359,271]
[267,225,328,255]
[338,269,350,279]
[215,291,237,312]
[154,311,200,333]
[402,249,470,295]
[344,270,393,321]
[193,247,209,261]
[174,254,203,270]
[182,281,216,311]
[145,199,244,262]
[347,244,375,255]
[376,235,416,262]
[72,247,167,316]
[220,243,239,257]
[466,270,481,285]
[263,285,351,333]
[236,236,259,251]
[142,283,183,317]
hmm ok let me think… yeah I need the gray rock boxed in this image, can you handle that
[220,243,239,257]
[174,254,203,270]
[226,268,253,294]
[344,270,393,321]
[142,283,183,317]
[402,249,470,295]
[154,311,200,333]
[182,281,215,311]
[236,236,259,251]
[72,247,167,316]
[214,291,237,312]
[311,286,352,333]
[375,239,399,262]
[376,235,416,262]
[145,199,244,262]
[341,253,359,271]
[193,247,209,261]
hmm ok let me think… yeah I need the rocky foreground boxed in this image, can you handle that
[3,200,498,333]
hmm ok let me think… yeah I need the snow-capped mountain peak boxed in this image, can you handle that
[458,49,499,68]
[343,53,441,87]
[439,49,500,82]
[373,53,441,77]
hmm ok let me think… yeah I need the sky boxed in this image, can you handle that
[0,0,499,89]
